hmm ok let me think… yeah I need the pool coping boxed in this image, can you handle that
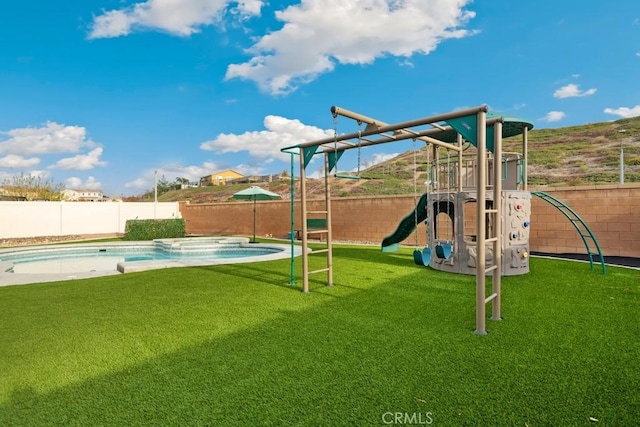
[0,238,304,287]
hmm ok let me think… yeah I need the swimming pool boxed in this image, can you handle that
[0,237,302,286]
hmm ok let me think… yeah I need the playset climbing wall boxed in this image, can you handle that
[427,190,531,276]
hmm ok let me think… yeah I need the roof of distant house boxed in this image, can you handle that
[211,169,244,176]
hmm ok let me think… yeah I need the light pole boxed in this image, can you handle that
[154,170,158,219]
[618,130,626,184]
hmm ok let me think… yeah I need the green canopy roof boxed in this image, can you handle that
[440,111,534,150]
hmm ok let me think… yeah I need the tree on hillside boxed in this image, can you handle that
[156,175,171,195]
[174,177,190,189]
[152,175,192,196]
[1,172,65,201]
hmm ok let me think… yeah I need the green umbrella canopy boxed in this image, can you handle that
[231,186,282,201]
[231,186,281,242]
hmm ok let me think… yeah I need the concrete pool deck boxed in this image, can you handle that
[0,238,304,287]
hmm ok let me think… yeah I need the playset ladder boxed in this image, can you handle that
[531,191,606,274]
[298,148,334,293]
[473,118,503,335]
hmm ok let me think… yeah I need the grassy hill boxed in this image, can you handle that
[506,115,640,185]
[149,115,640,204]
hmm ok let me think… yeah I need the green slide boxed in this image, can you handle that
[381,193,428,252]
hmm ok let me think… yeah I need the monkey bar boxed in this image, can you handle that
[280,105,533,335]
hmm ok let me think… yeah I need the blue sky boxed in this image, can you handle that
[0,0,638,197]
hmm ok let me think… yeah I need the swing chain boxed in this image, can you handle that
[332,112,339,176]
[425,143,430,240]
[356,121,362,175]
[445,149,452,243]
[412,139,418,248]
[333,113,338,153]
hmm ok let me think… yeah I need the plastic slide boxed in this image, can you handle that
[381,193,428,252]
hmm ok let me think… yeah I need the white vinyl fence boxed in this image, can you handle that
[0,201,181,239]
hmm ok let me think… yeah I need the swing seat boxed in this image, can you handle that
[335,173,360,180]
[421,247,432,265]
[413,249,423,265]
[435,243,453,259]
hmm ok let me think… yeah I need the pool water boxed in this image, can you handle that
[1,240,282,275]
[11,256,127,274]
[0,238,302,286]
[8,248,276,274]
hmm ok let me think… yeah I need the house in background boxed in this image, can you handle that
[199,169,244,186]
[62,188,105,202]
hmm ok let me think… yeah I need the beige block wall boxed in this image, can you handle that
[180,195,427,246]
[180,184,640,258]
[529,184,640,257]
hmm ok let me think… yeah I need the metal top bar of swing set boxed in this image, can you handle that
[280,105,497,156]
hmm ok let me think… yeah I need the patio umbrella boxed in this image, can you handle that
[231,186,282,242]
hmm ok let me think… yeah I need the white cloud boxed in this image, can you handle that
[65,176,102,190]
[603,105,640,118]
[0,122,93,155]
[553,83,597,99]
[88,0,263,39]
[124,161,220,189]
[50,148,107,170]
[543,111,565,122]
[234,0,263,17]
[306,169,324,179]
[29,170,49,179]
[225,0,477,95]
[89,10,135,39]
[157,162,221,182]
[636,52,640,57]
[351,152,399,173]
[368,153,399,167]
[200,115,333,161]
[234,164,265,176]
[398,58,415,68]
[0,169,48,184]
[0,154,41,168]
[124,177,150,190]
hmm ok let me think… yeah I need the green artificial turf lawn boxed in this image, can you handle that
[0,245,638,426]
